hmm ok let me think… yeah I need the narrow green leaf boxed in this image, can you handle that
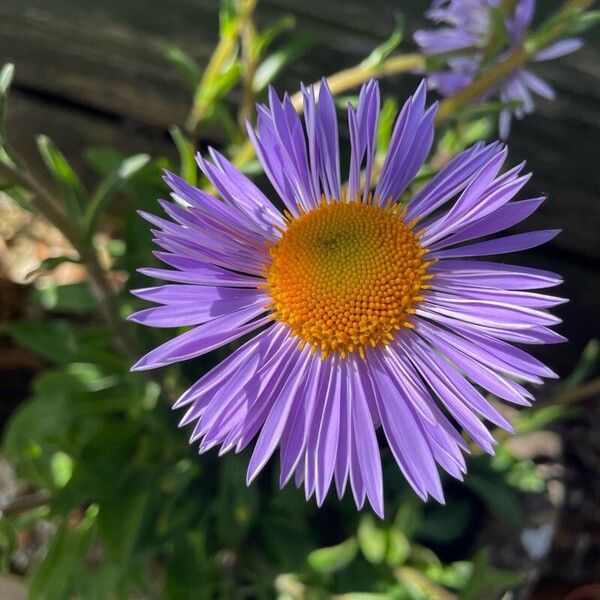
[97,482,151,566]
[514,403,576,435]
[307,537,358,574]
[0,63,14,95]
[376,98,398,155]
[37,135,87,221]
[83,153,150,237]
[362,26,404,69]
[0,519,17,570]
[357,515,387,564]
[33,281,98,314]
[165,46,203,90]
[426,561,474,592]
[253,35,315,93]
[393,496,422,539]
[28,506,97,600]
[0,63,14,144]
[254,15,296,57]
[170,126,197,185]
[50,451,74,488]
[26,255,80,279]
[0,320,123,368]
[558,338,599,392]
[198,60,242,104]
[386,529,411,567]
[571,10,600,32]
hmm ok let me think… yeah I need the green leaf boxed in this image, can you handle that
[26,255,81,279]
[0,519,16,570]
[37,135,87,221]
[3,366,126,486]
[481,7,510,64]
[197,60,242,105]
[219,0,238,37]
[395,566,457,600]
[515,403,576,435]
[170,126,197,185]
[465,473,526,529]
[165,46,202,90]
[254,15,296,57]
[393,496,422,539]
[357,515,387,564]
[0,63,15,144]
[377,98,398,155]
[28,505,98,600]
[253,35,315,93]
[362,26,403,69]
[419,500,473,545]
[165,533,216,599]
[570,10,600,32]
[409,544,442,570]
[85,147,124,175]
[0,63,14,96]
[558,338,599,392]
[386,529,411,567]
[97,481,151,566]
[459,548,521,600]
[50,451,74,488]
[52,421,140,514]
[426,561,474,592]
[307,537,358,574]
[33,281,98,314]
[83,153,150,238]
[1,320,123,368]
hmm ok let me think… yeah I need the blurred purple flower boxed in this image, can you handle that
[130,79,565,517]
[414,0,583,137]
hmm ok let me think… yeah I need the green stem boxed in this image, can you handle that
[237,0,259,129]
[227,53,426,171]
[437,0,595,122]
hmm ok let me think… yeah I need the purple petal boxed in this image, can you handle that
[246,348,313,483]
[349,358,383,517]
[131,305,270,371]
[429,230,559,259]
[534,38,583,61]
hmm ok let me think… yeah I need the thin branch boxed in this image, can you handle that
[436,0,596,121]
[227,53,426,170]
[0,490,50,518]
[547,376,600,406]
[237,0,259,129]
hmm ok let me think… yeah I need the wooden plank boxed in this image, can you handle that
[4,90,174,186]
[1,0,599,259]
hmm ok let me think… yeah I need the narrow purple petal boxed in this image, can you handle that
[349,358,383,517]
[131,306,269,371]
[429,229,560,259]
[534,38,583,61]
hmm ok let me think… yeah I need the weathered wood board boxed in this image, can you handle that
[1,0,599,261]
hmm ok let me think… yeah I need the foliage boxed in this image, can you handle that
[0,1,597,598]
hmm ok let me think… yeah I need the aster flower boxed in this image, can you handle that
[414,0,583,137]
[130,79,565,517]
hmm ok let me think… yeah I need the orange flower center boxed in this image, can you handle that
[265,200,431,358]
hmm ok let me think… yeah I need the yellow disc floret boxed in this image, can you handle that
[264,199,431,358]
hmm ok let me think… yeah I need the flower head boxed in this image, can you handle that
[130,79,565,517]
[414,0,583,137]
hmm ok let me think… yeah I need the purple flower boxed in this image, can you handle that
[130,80,565,517]
[414,0,583,137]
